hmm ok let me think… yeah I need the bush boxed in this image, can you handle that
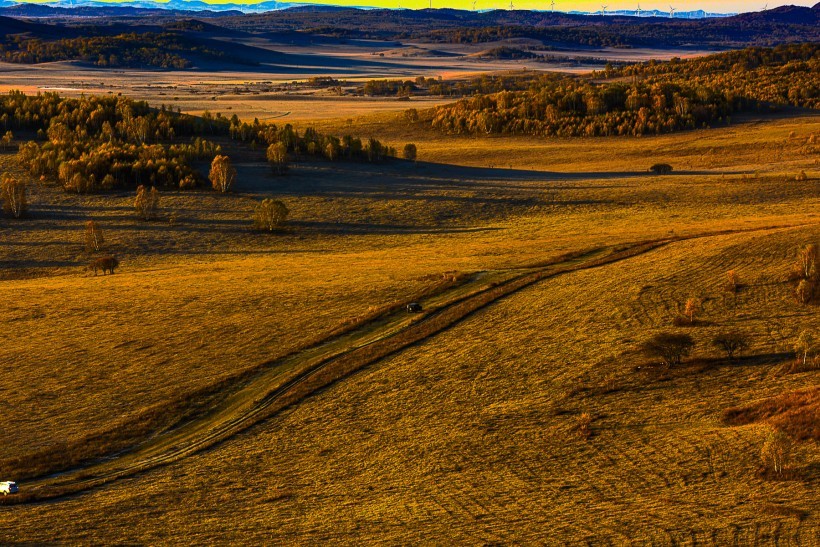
[650,163,673,175]
[0,173,27,218]
[641,332,694,367]
[711,332,750,360]
[576,412,592,438]
[266,143,289,175]
[134,185,160,221]
[210,155,236,193]
[252,199,289,231]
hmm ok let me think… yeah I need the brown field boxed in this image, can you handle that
[0,76,818,543]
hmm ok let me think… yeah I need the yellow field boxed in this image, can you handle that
[0,106,818,541]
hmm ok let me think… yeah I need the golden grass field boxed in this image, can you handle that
[0,91,818,542]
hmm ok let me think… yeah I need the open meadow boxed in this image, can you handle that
[0,84,818,542]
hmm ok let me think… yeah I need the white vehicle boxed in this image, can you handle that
[0,481,18,495]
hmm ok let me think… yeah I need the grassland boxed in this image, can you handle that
[0,99,818,541]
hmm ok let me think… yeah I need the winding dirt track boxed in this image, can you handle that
[3,224,808,504]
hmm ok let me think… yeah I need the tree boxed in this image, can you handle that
[793,330,815,368]
[796,278,815,305]
[684,297,701,324]
[134,185,160,221]
[760,430,793,476]
[0,173,27,218]
[266,143,289,175]
[711,332,750,360]
[650,163,673,175]
[403,143,418,162]
[725,269,740,292]
[641,333,694,367]
[252,199,289,232]
[796,244,818,280]
[209,155,236,193]
[84,220,104,252]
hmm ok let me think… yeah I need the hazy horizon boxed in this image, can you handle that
[8,0,819,12]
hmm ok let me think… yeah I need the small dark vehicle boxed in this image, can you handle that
[406,302,423,313]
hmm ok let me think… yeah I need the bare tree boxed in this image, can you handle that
[210,155,236,193]
[641,333,695,367]
[711,332,750,360]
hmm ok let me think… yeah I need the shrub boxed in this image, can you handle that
[641,332,694,367]
[795,171,808,181]
[84,220,104,252]
[266,143,289,175]
[0,173,27,218]
[711,332,750,360]
[403,143,417,162]
[760,430,793,476]
[253,199,289,231]
[650,163,673,175]
[134,185,160,221]
[209,154,236,193]
[576,412,592,438]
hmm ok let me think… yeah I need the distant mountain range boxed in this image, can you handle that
[0,0,792,17]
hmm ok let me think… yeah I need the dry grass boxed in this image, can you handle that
[0,106,819,542]
[723,386,820,441]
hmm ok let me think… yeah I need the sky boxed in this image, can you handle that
[374,1,815,10]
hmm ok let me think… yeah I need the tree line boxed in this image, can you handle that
[0,32,254,69]
[431,44,819,138]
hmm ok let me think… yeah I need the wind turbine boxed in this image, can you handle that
[669,5,675,17]
[636,3,642,16]
[550,0,555,12]
[600,4,607,16]
[509,0,514,10]
[472,0,477,10]
[762,3,768,10]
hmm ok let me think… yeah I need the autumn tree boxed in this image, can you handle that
[252,199,289,232]
[725,269,740,292]
[641,333,694,367]
[796,244,818,280]
[793,330,816,369]
[683,297,701,324]
[209,155,236,193]
[134,185,160,220]
[0,173,27,218]
[84,220,104,252]
[266,143,289,175]
[760,430,793,476]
